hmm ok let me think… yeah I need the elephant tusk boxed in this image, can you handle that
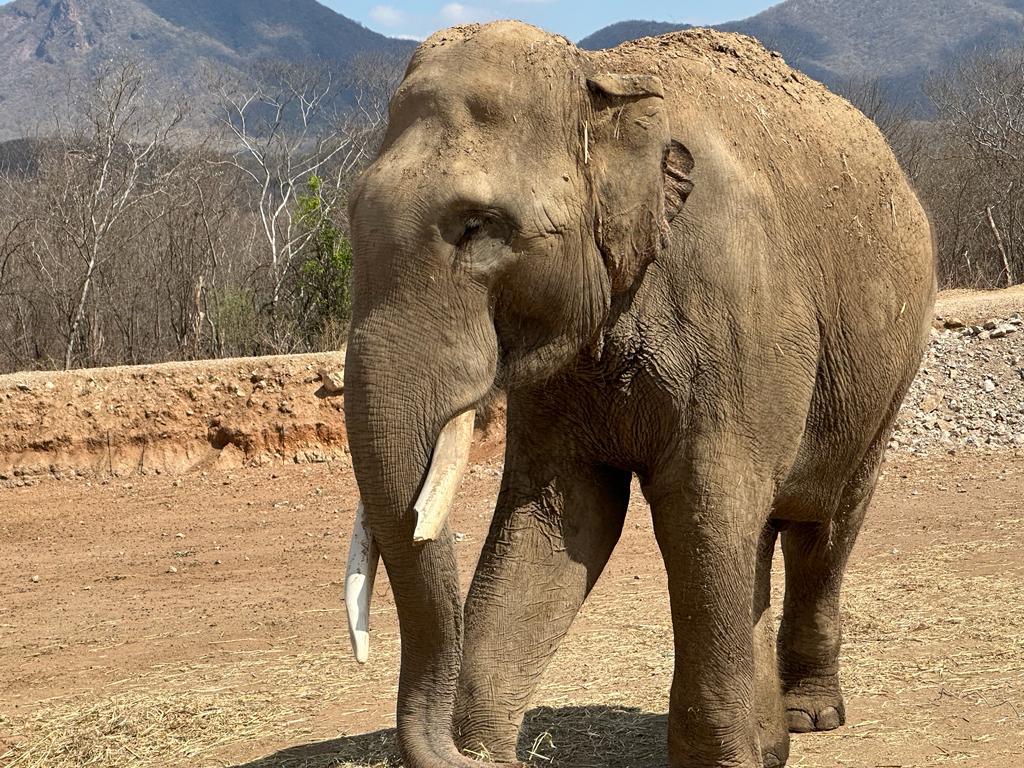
[412,409,476,543]
[345,501,379,664]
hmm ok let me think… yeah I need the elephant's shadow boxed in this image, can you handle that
[231,705,667,768]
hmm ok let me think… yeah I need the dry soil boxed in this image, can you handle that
[1,291,1022,768]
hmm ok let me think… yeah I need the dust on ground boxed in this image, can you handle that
[2,454,1021,768]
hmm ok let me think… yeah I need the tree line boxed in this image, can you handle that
[0,55,400,373]
[848,48,1024,290]
[1,46,1022,374]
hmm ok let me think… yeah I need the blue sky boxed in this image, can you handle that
[325,1,777,41]
[0,1,779,42]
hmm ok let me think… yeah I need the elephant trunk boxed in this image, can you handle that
[343,301,498,768]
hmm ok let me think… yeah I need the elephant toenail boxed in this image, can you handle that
[815,706,843,731]
[786,709,816,733]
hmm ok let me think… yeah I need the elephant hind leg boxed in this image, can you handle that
[755,523,789,767]
[777,444,885,734]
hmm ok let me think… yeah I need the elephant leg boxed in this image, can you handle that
[455,460,631,761]
[648,458,773,768]
[777,452,882,734]
[755,523,789,767]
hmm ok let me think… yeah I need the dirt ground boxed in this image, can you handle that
[2,287,1023,768]
[935,285,1024,325]
[2,449,1022,768]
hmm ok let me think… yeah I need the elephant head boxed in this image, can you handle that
[342,21,693,768]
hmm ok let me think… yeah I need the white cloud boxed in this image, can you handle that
[370,5,405,27]
[440,3,497,24]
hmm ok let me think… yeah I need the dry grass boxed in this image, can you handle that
[0,691,301,768]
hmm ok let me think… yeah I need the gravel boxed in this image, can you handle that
[892,313,1024,455]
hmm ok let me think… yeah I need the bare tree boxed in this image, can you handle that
[214,61,359,346]
[28,60,187,368]
[0,52,405,374]
[922,47,1024,288]
[0,216,26,301]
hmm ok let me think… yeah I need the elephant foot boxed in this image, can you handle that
[455,721,519,765]
[758,722,790,767]
[783,674,846,733]
[458,740,519,765]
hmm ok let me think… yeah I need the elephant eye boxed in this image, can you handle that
[458,216,485,248]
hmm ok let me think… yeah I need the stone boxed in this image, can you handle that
[215,443,245,471]
[920,393,943,414]
[319,369,344,395]
[983,379,997,393]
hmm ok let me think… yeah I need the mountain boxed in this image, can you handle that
[577,20,692,51]
[579,0,1024,105]
[0,0,415,139]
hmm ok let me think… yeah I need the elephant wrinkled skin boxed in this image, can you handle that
[342,21,936,768]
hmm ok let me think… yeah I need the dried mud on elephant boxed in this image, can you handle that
[342,21,934,768]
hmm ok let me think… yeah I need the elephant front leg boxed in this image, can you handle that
[455,460,631,761]
[648,462,774,768]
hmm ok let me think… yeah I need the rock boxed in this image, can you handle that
[30,575,40,583]
[215,443,245,471]
[319,368,344,395]
[294,448,329,464]
[984,320,999,330]
[167,565,178,574]
[920,393,943,414]
[983,379,997,393]
[943,316,966,329]
[990,325,1018,339]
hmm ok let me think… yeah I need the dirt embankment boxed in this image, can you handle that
[0,354,350,485]
[1,289,1021,485]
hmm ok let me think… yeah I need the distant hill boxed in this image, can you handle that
[0,0,415,139]
[580,0,1024,105]
[578,20,692,51]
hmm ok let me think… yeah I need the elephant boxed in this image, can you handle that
[340,21,936,768]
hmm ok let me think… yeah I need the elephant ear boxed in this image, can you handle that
[586,73,695,293]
